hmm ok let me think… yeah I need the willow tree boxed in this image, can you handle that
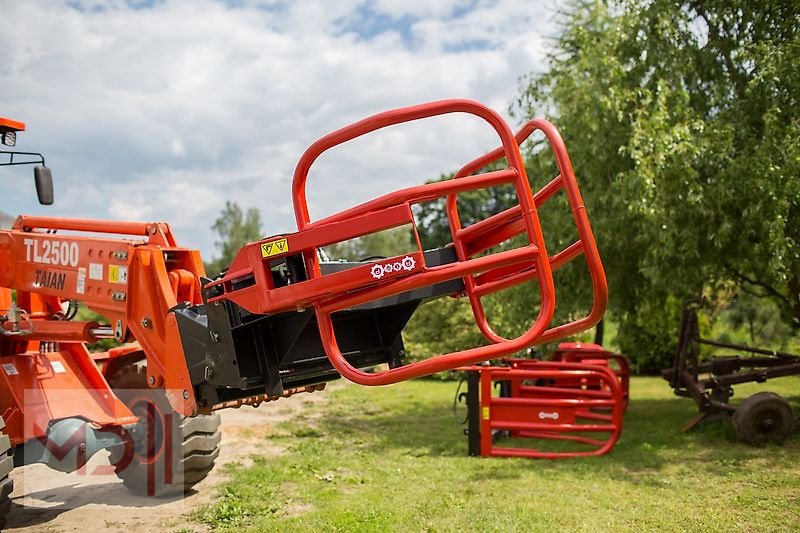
[515,0,800,370]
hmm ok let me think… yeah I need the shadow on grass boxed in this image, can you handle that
[302,384,800,482]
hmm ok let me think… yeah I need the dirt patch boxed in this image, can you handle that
[5,387,331,532]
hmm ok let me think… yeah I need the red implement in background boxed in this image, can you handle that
[462,359,625,459]
[549,342,630,409]
[458,343,629,459]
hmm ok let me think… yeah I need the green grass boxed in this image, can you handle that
[194,376,800,532]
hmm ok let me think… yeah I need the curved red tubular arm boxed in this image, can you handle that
[290,100,556,385]
[446,119,607,345]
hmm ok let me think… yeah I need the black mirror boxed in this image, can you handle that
[34,166,53,205]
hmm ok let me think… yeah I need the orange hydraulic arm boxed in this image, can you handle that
[0,217,204,413]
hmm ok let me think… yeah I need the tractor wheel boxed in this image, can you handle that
[732,392,795,446]
[108,363,221,496]
[0,416,13,529]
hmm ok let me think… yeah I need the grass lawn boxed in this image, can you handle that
[195,375,800,532]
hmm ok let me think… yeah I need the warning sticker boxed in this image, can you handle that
[89,262,103,280]
[77,267,86,295]
[260,238,289,258]
[2,363,18,376]
[482,406,490,420]
[109,265,128,284]
[50,360,67,373]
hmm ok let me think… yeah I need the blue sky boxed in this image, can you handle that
[1,0,558,258]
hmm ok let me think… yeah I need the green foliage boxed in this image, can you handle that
[614,296,683,374]
[196,377,800,531]
[514,0,800,368]
[711,290,800,353]
[323,227,414,262]
[403,296,488,372]
[415,170,517,251]
[205,202,263,277]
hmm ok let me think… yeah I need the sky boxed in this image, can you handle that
[1,0,560,259]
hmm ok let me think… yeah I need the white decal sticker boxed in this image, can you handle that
[370,256,417,280]
[89,263,104,280]
[23,238,80,267]
[2,363,18,376]
[50,361,66,374]
[77,267,86,295]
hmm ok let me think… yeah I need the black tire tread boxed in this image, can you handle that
[732,392,795,445]
[108,363,221,496]
[0,415,13,530]
[0,453,13,480]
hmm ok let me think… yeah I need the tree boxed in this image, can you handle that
[323,227,415,262]
[513,0,800,371]
[205,202,263,277]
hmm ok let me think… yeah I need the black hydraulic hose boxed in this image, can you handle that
[452,374,469,424]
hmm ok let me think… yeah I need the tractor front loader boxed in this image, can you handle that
[0,100,606,524]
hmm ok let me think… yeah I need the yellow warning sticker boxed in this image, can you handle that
[482,406,490,420]
[260,238,289,258]
[108,264,128,284]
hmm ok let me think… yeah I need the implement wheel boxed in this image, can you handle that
[108,363,221,496]
[732,392,795,446]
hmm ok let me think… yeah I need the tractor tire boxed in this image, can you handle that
[732,392,795,446]
[0,416,13,529]
[108,363,221,496]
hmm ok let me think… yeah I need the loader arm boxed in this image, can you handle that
[2,100,606,417]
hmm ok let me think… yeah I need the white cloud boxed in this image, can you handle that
[1,0,557,260]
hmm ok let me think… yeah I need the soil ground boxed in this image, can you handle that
[5,388,329,532]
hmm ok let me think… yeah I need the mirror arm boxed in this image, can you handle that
[0,150,46,167]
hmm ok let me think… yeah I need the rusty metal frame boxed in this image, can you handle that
[662,300,800,422]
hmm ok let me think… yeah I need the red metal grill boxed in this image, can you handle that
[548,342,631,409]
[464,361,624,458]
[448,119,607,345]
[207,99,607,386]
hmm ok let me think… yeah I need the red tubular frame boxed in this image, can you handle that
[548,343,630,409]
[210,100,606,386]
[291,100,555,385]
[447,119,607,345]
[467,362,624,458]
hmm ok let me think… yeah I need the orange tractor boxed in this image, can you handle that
[0,100,607,525]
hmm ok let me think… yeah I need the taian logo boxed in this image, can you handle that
[370,256,416,280]
[538,411,560,420]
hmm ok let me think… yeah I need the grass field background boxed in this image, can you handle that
[195,376,800,532]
